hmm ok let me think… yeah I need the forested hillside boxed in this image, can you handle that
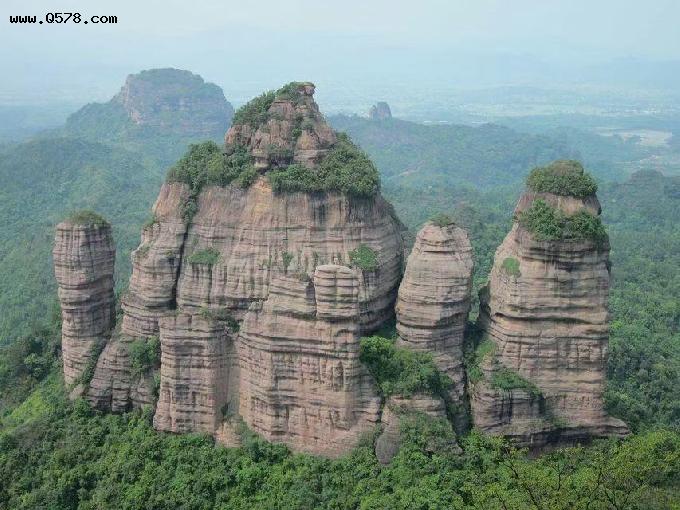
[0,69,232,344]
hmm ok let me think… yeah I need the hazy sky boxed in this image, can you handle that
[2,0,680,104]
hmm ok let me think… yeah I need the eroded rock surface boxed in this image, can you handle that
[396,221,473,424]
[237,266,381,457]
[53,220,116,386]
[471,189,628,447]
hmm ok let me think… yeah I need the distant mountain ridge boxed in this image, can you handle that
[0,68,235,344]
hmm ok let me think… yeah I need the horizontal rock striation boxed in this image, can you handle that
[236,266,381,457]
[154,313,236,434]
[471,187,628,448]
[86,333,156,412]
[53,219,116,386]
[176,178,404,330]
[121,182,190,338]
[396,221,473,425]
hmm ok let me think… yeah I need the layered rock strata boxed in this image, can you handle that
[396,221,474,423]
[226,82,336,170]
[154,313,237,434]
[471,188,628,447]
[237,265,381,457]
[64,82,405,456]
[53,219,116,386]
[86,333,156,412]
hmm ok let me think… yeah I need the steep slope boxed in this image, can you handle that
[470,161,628,447]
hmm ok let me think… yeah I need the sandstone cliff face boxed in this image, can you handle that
[68,83,404,456]
[237,265,381,457]
[471,190,628,447]
[53,219,116,386]
[396,221,473,424]
[175,179,403,330]
[226,83,336,170]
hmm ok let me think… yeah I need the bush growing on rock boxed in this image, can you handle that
[349,244,379,271]
[128,336,160,378]
[518,199,607,244]
[187,247,221,266]
[268,133,380,197]
[526,160,598,198]
[359,335,451,398]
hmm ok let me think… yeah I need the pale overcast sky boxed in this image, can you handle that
[2,0,680,103]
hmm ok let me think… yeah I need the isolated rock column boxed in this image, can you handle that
[395,221,474,419]
[53,217,116,386]
[471,179,628,447]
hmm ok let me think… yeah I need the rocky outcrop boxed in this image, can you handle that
[226,82,336,170]
[369,102,392,120]
[86,333,156,412]
[471,184,628,448]
[396,221,473,425]
[121,182,189,338]
[61,82,404,457]
[53,218,116,386]
[114,68,234,136]
[237,265,381,457]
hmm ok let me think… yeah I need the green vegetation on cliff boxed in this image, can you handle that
[518,199,608,244]
[268,133,380,197]
[231,82,310,128]
[166,141,256,193]
[348,244,379,271]
[66,210,110,227]
[526,160,598,197]
[359,335,451,398]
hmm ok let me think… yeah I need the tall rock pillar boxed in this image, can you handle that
[395,220,474,425]
[53,213,116,386]
[470,161,628,448]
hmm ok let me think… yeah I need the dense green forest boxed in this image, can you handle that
[0,105,679,508]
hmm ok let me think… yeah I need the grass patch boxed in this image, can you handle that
[360,336,451,398]
[518,199,607,245]
[187,247,221,266]
[349,244,379,271]
[67,210,109,227]
[76,340,106,388]
[500,257,521,277]
[466,338,496,384]
[142,214,158,230]
[526,160,598,198]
